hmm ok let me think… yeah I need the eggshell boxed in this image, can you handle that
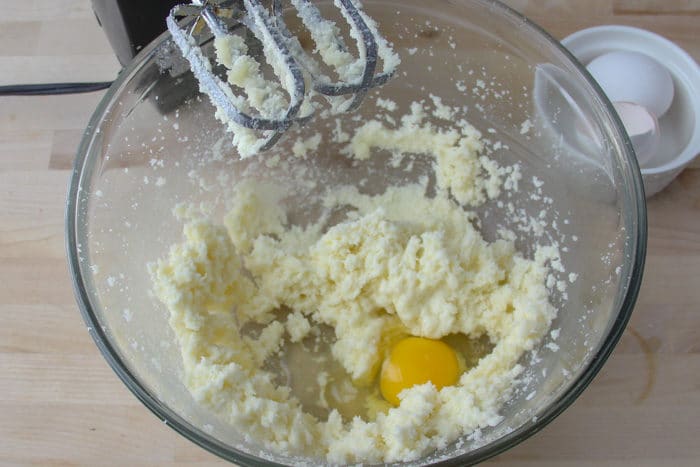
[613,101,659,167]
[587,51,674,117]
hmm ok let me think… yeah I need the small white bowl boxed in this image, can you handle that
[562,25,700,197]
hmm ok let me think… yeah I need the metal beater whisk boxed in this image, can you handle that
[166,0,399,154]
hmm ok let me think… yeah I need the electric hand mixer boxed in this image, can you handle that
[166,0,400,155]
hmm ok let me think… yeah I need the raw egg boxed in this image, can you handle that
[380,337,460,406]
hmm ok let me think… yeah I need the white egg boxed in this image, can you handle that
[586,51,674,117]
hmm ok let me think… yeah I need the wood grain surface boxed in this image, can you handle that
[1,1,699,465]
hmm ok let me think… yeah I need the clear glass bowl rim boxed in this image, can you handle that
[65,0,647,465]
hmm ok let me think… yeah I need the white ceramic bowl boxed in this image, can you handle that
[562,25,700,197]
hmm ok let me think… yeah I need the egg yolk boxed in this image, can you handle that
[380,336,460,406]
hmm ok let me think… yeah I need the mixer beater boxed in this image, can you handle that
[166,0,400,156]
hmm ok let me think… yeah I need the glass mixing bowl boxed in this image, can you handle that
[66,0,646,464]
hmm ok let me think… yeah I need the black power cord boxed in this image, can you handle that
[0,81,113,96]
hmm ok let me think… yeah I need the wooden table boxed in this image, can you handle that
[1,1,698,465]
